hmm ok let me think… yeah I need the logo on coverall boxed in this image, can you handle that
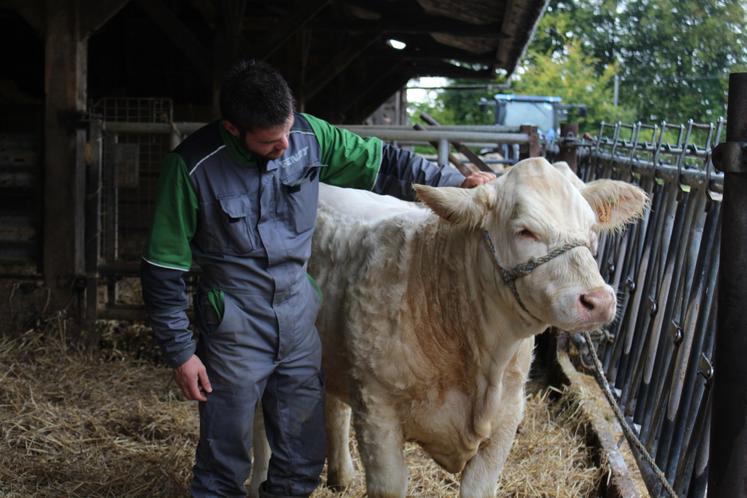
[278,147,309,168]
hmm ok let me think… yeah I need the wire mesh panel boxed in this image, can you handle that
[0,133,41,267]
[572,119,724,498]
[90,98,174,263]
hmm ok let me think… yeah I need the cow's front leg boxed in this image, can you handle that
[459,397,525,498]
[325,393,355,489]
[353,392,407,498]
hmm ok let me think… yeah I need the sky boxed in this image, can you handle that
[406,77,449,104]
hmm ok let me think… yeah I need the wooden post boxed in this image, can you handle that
[519,125,541,159]
[558,122,579,172]
[44,1,87,309]
[709,72,747,498]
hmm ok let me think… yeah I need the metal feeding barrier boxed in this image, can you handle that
[551,117,726,498]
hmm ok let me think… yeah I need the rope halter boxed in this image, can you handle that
[482,230,589,319]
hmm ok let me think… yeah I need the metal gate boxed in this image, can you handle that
[556,118,725,498]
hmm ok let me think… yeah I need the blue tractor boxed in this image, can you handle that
[481,94,586,162]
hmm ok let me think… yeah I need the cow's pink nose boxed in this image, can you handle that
[578,287,616,322]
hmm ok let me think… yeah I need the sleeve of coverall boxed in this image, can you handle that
[373,143,465,200]
[302,113,465,199]
[140,153,199,368]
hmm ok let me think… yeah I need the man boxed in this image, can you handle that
[141,59,494,498]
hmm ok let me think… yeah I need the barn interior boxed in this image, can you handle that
[0,0,546,312]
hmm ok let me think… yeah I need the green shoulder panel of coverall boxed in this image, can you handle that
[144,115,384,320]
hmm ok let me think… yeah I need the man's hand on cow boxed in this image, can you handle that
[460,171,496,188]
[175,355,213,401]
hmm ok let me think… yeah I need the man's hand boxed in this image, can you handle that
[175,355,213,401]
[460,171,496,188]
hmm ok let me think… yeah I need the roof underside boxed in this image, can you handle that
[235,0,548,122]
[2,0,548,123]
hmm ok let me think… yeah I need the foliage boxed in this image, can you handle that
[408,0,747,127]
[511,40,636,130]
[529,0,747,123]
[615,0,747,122]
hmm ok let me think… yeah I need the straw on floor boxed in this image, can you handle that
[0,315,605,497]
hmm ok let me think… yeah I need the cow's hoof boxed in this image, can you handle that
[326,469,354,491]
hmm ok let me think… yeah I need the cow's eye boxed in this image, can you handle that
[518,228,538,240]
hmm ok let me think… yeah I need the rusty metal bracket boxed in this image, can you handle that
[711,141,747,173]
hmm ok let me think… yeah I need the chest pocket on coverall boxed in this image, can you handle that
[196,193,257,255]
[279,164,324,233]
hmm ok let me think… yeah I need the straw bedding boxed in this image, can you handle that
[0,315,604,497]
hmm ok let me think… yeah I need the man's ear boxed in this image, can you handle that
[222,120,240,137]
[413,183,495,229]
[582,180,649,231]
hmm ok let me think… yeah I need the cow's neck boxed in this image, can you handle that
[406,218,546,435]
[408,218,545,348]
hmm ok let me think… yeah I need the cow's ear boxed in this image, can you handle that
[552,161,586,190]
[582,180,649,231]
[413,184,494,228]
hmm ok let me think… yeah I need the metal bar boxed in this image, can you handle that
[418,113,494,172]
[580,149,724,192]
[412,124,473,175]
[436,139,450,169]
[343,124,523,133]
[84,119,103,329]
[709,72,747,498]
[103,121,532,146]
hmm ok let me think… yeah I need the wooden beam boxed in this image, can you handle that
[496,0,518,67]
[133,0,211,83]
[338,62,408,120]
[6,0,44,37]
[310,17,503,37]
[80,0,130,37]
[257,0,331,60]
[347,73,412,124]
[44,0,87,298]
[305,35,380,100]
[406,61,492,79]
[374,52,497,65]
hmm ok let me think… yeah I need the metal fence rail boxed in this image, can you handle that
[565,118,725,498]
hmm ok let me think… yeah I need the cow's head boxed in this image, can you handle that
[413,157,648,332]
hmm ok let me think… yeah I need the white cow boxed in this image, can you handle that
[306,157,647,498]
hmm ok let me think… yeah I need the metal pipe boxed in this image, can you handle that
[343,124,523,133]
[103,121,532,145]
[709,72,747,498]
[579,149,724,192]
[437,138,450,168]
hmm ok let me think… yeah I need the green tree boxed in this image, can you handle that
[512,40,635,130]
[616,0,747,122]
[409,0,747,126]
[528,0,747,123]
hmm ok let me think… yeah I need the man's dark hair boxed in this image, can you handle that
[219,59,295,131]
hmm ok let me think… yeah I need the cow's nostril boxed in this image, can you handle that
[580,294,595,311]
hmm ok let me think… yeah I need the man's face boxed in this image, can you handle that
[223,115,293,160]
